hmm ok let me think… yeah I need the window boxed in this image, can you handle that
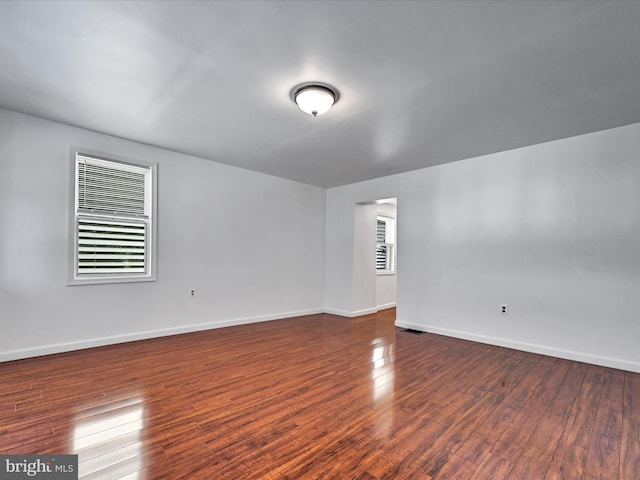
[71,152,157,284]
[376,216,395,273]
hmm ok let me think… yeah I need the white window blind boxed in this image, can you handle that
[73,153,155,282]
[77,218,147,274]
[376,216,394,272]
[77,159,147,216]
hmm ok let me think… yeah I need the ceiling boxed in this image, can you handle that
[1,1,640,188]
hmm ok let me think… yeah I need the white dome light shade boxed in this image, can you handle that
[291,83,339,117]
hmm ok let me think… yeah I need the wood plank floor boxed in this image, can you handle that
[1,309,639,479]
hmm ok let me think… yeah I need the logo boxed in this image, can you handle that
[0,455,77,479]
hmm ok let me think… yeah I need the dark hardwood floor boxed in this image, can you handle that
[1,309,639,479]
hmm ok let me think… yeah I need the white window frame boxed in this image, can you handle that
[69,150,157,285]
[376,215,395,274]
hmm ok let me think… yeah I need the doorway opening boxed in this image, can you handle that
[354,197,397,313]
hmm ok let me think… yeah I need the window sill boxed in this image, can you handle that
[377,270,396,276]
[68,274,156,286]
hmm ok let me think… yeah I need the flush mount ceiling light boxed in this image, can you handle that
[290,82,340,117]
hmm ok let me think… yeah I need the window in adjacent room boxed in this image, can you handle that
[376,215,395,273]
[71,152,157,284]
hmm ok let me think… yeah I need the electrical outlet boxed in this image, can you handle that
[189,288,196,298]
[500,303,509,315]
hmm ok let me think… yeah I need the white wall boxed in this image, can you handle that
[376,203,397,310]
[325,122,640,372]
[3,106,640,372]
[0,109,326,361]
[351,203,378,316]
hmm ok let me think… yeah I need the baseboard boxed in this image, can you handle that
[324,307,378,318]
[0,308,324,363]
[395,322,640,374]
[12,311,634,373]
[376,302,396,311]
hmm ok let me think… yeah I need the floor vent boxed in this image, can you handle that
[402,328,426,335]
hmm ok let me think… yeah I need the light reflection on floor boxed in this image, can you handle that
[371,338,395,400]
[72,397,145,479]
[370,336,395,438]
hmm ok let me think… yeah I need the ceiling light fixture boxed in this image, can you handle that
[290,82,340,117]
